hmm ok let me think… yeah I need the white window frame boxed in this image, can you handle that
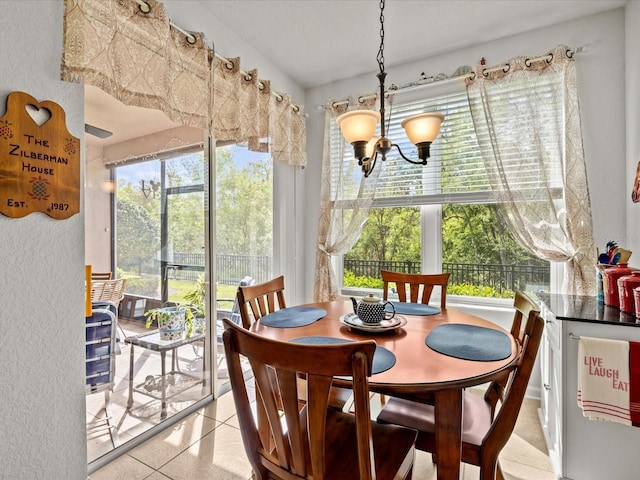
[333,78,561,306]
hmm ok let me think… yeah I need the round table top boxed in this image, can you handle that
[250,300,517,397]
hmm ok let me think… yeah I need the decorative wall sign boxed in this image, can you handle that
[632,161,640,203]
[0,91,80,219]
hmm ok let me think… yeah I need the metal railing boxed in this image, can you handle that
[167,253,272,285]
[124,253,549,294]
[344,258,549,294]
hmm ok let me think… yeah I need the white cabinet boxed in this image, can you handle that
[538,295,640,480]
[538,304,563,476]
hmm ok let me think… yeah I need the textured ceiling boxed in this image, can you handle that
[200,0,626,89]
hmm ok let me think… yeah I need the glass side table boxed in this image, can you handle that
[125,330,206,419]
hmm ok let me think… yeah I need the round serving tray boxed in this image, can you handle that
[340,313,407,334]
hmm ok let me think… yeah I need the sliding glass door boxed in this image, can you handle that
[87,147,211,466]
[213,144,273,390]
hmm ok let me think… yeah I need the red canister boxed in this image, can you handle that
[604,263,637,307]
[618,271,640,313]
[634,287,640,318]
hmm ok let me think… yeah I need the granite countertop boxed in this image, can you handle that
[537,293,640,327]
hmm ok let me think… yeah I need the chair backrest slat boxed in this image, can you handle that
[237,276,286,328]
[381,270,450,308]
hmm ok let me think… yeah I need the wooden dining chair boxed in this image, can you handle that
[377,290,544,480]
[236,275,287,329]
[381,270,450,309]
[91,272,112,280]
[235,275,352,410]
[222,319,417,480]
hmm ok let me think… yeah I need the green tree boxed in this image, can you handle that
[346,207,420,262]
[442,204,545,266]
[167,191,205,253]
[215,147,272,256]
[116,196,160,273]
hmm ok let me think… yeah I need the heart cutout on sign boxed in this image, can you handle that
[25,104,51,127]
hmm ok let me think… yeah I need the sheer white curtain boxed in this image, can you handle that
[466,44,596,295]
[314,97,380,301]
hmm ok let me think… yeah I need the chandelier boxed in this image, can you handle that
[336,0,444,177]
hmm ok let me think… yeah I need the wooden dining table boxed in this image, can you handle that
[250,300,518,480]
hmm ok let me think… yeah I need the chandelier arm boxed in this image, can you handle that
[362,151,379,178]
[391,143,430,165]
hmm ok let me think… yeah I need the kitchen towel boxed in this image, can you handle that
[630,341,640,426]
[577,336,631,425]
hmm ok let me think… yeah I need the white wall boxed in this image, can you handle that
[302,8,628,298]
[85,144,112,273]
[626,2,640,254]
[0,2,87,478]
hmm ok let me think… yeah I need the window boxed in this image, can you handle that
[335,82,552,300]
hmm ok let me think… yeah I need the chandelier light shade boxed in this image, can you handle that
[402,112,445,161]
[336,0,444,177]
[336,110,381,144]
[402,113,445,144]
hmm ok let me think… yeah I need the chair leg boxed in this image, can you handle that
[104,389,120,448]
[496,460,505,480]
[480,457,500,480]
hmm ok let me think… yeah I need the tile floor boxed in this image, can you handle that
[86,318,225,463]
[89,388,556,480]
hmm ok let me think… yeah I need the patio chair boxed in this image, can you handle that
[91,272,112,280]
[377,291,544,479]
[85,304,120,448]
[222,319,417,480]
[381,270,450,309]
[214,276,255,365]
[217,276,255,326]
[91,278,127,343]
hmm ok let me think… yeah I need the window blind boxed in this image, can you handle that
[330,74,564,208]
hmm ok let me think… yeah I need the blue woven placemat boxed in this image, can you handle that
[385,302,441,316]
[425,324,511,361]
[290,336,396,374]
[260,306,327,328]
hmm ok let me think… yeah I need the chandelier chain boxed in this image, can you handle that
[335,0,443,177]
[377,0,385,74]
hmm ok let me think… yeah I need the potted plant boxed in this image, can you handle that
[145,303,194,341]
[183,274,206,334]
